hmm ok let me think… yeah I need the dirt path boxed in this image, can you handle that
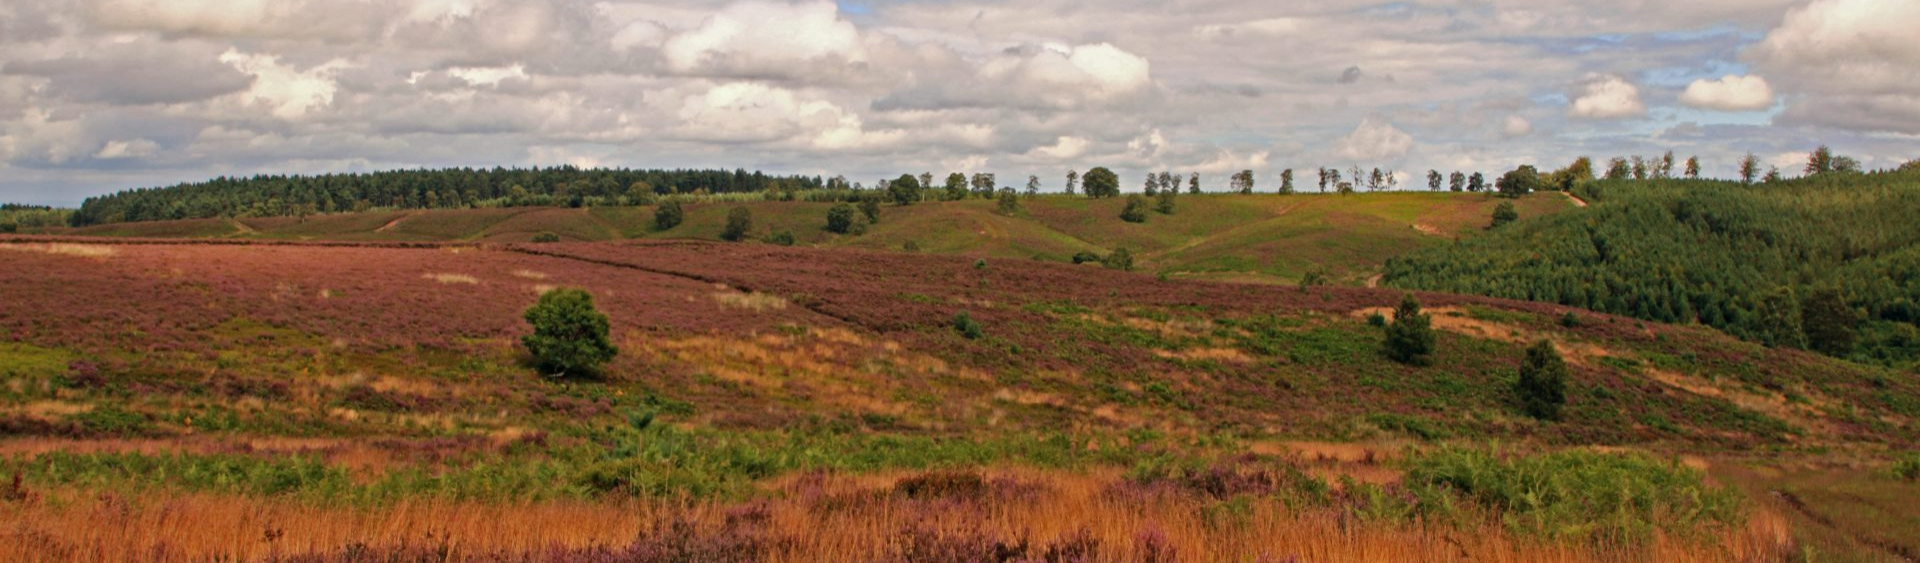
[1365,274,1383,288]
[1563,191,1589,207]
[374,213,414,233]
[226,218,257,236]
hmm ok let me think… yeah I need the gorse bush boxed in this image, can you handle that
[1383,294,1435,366]
[522,288,618,377]
[1516,340,1568,420]
[531,231,562,243]
[1490,201,1517,228]
[1102,248,1134,271]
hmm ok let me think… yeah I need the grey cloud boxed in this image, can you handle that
[3,42,254,105]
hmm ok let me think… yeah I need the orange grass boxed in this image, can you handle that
[0,468,1792,563]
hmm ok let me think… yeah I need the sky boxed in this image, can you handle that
[1,0,1917,206]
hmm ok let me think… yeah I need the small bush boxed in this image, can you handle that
[974,259,987,270]
[522,288,619,377]
[1120,195,1149,223]
[1071,251,1103,265]
[1516,339,1568,420]
[1102,248,1134,271]
[1893,453,1920,481]
[1366,313,1386,327]
[531,231,562,243]
[721,206,752,242]
[902,241,920,252]
[1383,294,1435,365]
[1559,311,1582,328]
[953,312,984,340]
[858,198,881,224]
[654,200,684,231]
[1490,201,1518,228]
[769,230,796,246]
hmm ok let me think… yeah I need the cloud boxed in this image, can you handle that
[1680,75,1774,111]
[1027,136,1090,160]
[1502,115,1533,138]
[1569,74,1646,119]
[94,138,159,159]
[875,42,1152,111]
[1749,0,1920,133]
[1335,118,1414,161]
[662,1,866,80]
[219,49,350,119]
[1339,66,1363,84]
[2,42,255,105]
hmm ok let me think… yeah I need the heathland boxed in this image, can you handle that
[3,167,1919,562]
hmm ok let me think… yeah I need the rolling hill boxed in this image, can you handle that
[51,192,1574,285]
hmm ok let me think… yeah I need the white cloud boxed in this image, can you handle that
[218,49,349,119]
[94,138,159,159]
[1502,115,1533,138]
[1336,118,1414,161]
[1028,136,1090,160]
[1749,0,1920,133]
[446,65,528,88]
[662,1,865,78]
[1569,74,1646,120]
[1680,75,1774,111]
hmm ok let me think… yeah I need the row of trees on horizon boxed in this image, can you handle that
[19,146,1907,228]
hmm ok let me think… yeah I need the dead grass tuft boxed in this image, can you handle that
[712,290,789,312]
[0,243,118,259]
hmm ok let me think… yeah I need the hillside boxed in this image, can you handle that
[57,192,1573,284]
[1385,169,1920,368]
[3,236,1916,561]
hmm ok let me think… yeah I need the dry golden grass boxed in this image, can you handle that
[711,290,790,312]
[422,272,480,284]
[0,243,118,258]
[0,468,1793,563]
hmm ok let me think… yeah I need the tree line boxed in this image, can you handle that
[69,167,831,226]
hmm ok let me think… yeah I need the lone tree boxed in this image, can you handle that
[654,200,684,231]
[721,206,752,241]
[1082,167,1120,198]
[1383,294,1436,366]
[1490,201,1518,228]
[859,197,881,224]
[1515,339,1568,421]
[826,202,856,234]
[1738,154,1761,185]
[1154,189,1177,214]
[996,188,1021,215]
[1120,195,1149,223]
[522,288,618,377]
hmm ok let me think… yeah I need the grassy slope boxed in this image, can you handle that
[49,192,1572,284]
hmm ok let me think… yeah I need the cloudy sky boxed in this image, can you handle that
[2,0,1917,205]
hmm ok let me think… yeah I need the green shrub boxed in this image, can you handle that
[1383,294,1435,365]
[769,230,796,246]
[1366,313,1386,327]
[521,288,618,377]
[653,200,683,231]
[1072,251,1103,265]
[1559,311,1581,328]
[1490,201,1518,228]
[1516,339,1568,420]
[1120,195,1149,223]
[1406,447,1745,542]
[1893,453,1920,481]
[826,202,856,234]
[1101,248,1134,271]
[858,198,881,223]
[996,189,1020,215]
[953,312,984,340]
[531,231,562,243]
[721,206,752,241]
